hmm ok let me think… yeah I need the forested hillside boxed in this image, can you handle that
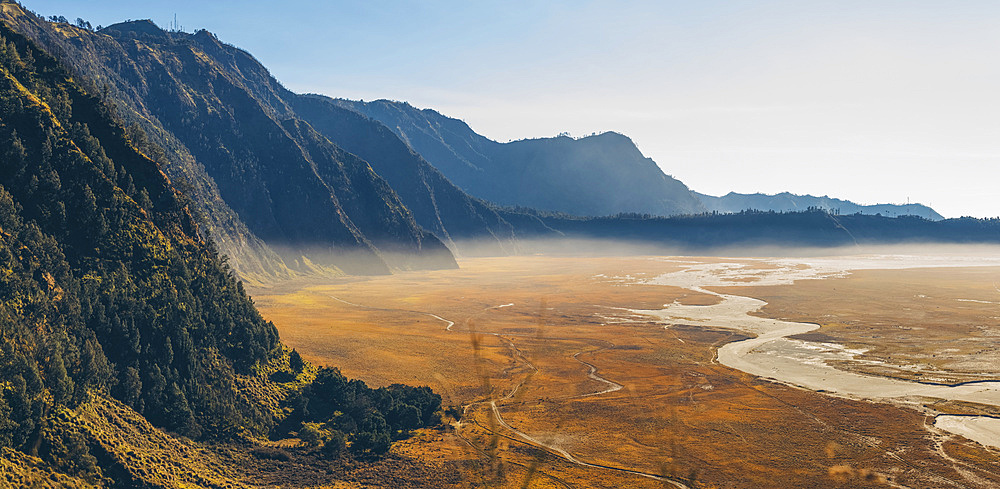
[0,9,279,452]
[696,191,944,221]
[0,10,443,486]
[530,209,1000,250]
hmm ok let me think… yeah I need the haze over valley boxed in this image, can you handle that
[1,1,999,488]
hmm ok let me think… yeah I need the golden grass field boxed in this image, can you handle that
[249,256,1000,488]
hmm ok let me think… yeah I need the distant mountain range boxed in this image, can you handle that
[0,6,958,284]
[332,98,946,222]
[331,99,706,217]
[289,94,554,253]
[532,210,991,251]
[696,192,943,221]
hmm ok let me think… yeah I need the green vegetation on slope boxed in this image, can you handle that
[1,2,292,283]
[279,366,442,459]
[0,14,443,486]
[0,14,279,444]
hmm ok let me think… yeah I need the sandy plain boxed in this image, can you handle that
[249,254,1000,488]
[639,258,1000,452]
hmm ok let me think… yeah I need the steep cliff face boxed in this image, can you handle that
[488,131,705,217]
[1,7,456,276]
[0,11,282,454]
[333,99,706,217]
[290,95,525,253]
[331,99,501,192]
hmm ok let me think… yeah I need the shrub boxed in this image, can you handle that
[298,423,323,447]
[251,446,291,461]
[320,429,346,459]
[289,349,304,372]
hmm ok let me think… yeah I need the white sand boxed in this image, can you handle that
[634,254,1000,449]
[935,416,1000,449]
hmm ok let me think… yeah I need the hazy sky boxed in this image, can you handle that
[27,1,1000,218]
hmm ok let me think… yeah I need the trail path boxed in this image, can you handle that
[323,293,688,487]
[571,351,624,398]
[458,303,689,487]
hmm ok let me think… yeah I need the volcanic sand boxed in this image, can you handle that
[249,255,1000,488]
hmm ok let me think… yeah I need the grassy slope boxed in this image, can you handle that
[0,9,455,487]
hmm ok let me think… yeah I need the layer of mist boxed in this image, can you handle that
[451,237,1000,262]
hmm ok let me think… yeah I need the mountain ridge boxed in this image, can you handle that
[99,17,545,259]
[696,191,944,221]
[0,10,450,485]
[334,98,947,222]
[331,98,707,218]
[1,10,457,278]
[291,93,538,254]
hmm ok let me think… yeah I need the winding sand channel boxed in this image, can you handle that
[632,255,1000,450]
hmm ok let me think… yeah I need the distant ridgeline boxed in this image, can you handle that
[331,99,708,217]
[528,209,1000,250]
[696,192,944,221]
[332,99,954,224]
[0,5,440,486]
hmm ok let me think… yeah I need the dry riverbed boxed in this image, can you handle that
[630,255,1000,455]
[250,253,1000,488]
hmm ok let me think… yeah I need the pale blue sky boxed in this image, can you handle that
[25,1,1000,218]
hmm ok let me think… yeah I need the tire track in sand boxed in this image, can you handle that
[324,293,689,487]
